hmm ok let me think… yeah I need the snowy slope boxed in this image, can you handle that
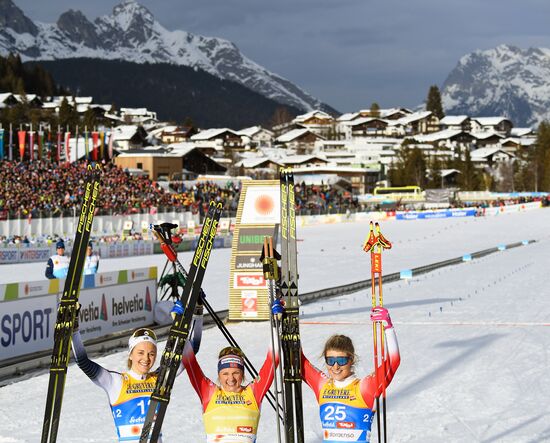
[2,209,550,312]
[0,0,328,113]
[0,210,549,441]
[441,44,550,127]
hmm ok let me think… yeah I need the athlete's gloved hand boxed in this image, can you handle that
[73,302,81,331]
[370,306,393,328]
[271,299,285,320]
[171,300,184,320]
[194,292,205,316]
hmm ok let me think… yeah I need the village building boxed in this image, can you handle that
[236,126,274,149]
[114,145,226,180]
[276,128,325,154]
[471,117,513,135]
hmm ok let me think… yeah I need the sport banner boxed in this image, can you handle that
[228,180,280,321]
[0,268,157,361]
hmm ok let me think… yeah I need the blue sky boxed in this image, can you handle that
[14,0,550,112]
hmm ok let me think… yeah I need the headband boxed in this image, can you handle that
[218,354,244,373]
[128,332,157,353]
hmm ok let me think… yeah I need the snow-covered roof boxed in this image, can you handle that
[344,117,387,127]
[395,111,433,125]
[440,115,469,125]
[111,125,140,141]
[470,147,513,159]
[336,112,361,122]
[0,93,14,102]
[292,164,378,173]
[190,128,238,141]
[235,157,282,168]
[473,117,511,126]
[471,131,504,140]
[165,142,197,156]
[293,110,333,123]
[120,107,153,116]
[410,129,464,143]
[379,107,413,117]
[236,126,273,137]
[510,127,535,137]
[440,168,461,177]
[280,154,328,165]
[74,97,93,104]
[293,173,352,186]
[276,128,319,143]
[501,137,536,147]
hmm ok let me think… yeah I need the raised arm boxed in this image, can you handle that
[301,349,328,401]
[71,330,122,400]
[250,347,279,405]
[182,340,216,412]
[360,310,401,404]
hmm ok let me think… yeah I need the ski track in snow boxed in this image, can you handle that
[1,209,550,442]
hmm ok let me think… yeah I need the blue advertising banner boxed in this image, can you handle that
[396,209,477,220]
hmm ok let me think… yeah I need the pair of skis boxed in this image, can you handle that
[139,201,222,442]
[363,221,392,443]
[41,163,102,443]
[278,169,305,443]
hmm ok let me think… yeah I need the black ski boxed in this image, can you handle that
[140,201,222,443]
[41,163,101,443]
[279,168,305,443]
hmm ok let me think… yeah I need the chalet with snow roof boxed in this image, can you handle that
[237,126,274,149]
[13,94,43,108]
[471,117,513,135]
[292,110,335,137]
[410,129,475,147]
[510,127,535,137]
[362,108,412,120]
[235,157,282,179]
[114,145,226,180]
[471,131,504,148]
[439,115,471,132]
[470,147,514,168]
[291,164,379,194]
[191,128,244,153]
[280,154,329,168]
[397,111,440,134]
[0,93,18,108]
[111,125,148,150]
[159,126,197,144]
[276,128,324,154]
[345,118,388,138]
[120,107,158,125]
[500,137,536,153]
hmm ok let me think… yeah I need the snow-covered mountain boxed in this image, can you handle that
[441,44,550,127]
[0,0,333,113]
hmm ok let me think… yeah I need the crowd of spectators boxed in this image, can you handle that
[293,182,360,214]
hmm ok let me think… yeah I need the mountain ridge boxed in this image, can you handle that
[0,0,337,114]
[441,44,550,127]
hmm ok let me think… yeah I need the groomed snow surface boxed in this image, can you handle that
[1,209,550,442]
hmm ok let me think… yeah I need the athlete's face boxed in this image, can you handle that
[218,368,244,393]
[129,342,157,375]
[325,349,353,381]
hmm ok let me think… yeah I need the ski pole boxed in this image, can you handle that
[155,224,283,418]
[375,222,392,443]
[263,236,285,442]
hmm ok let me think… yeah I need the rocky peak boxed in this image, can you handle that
[0,0,38,36]
[57,10,99,48]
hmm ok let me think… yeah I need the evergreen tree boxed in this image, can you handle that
[387,144,428,187]
[457,149,480,190]
[370,102,380,117]
[534,121,550,191]
[426,85,445,119]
